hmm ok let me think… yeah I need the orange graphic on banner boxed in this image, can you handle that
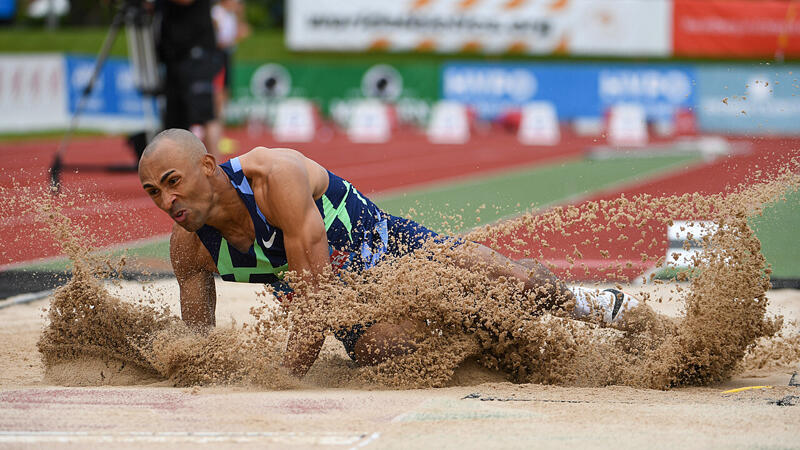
[507,41,528,53]
[461,41,483,52]
[503,0,527,10]
[458,0,480,10]
[410,0,432,10]
[368,38,391,51]
[415,39,436,52]
[549,0,569,12]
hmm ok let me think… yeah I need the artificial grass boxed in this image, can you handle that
[3,27,783,65]
[375,154,700,234]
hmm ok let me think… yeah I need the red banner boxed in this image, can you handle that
[673,0,800,59]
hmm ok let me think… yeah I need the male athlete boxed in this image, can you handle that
[138,129,638,377]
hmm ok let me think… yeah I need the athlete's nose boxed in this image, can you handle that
[161,191,177,211]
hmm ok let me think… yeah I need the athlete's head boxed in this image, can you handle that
[138,128,216,232]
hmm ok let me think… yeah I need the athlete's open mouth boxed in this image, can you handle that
[173,209,188,222]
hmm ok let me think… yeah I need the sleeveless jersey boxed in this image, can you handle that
[195,157,389,289]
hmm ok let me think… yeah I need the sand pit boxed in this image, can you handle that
[1,279,799,448]
[2,160,800,447]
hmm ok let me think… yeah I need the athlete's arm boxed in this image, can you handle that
[170,224,217,330]
[246,149,331,376]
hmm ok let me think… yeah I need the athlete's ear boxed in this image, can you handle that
[200,153,217,176]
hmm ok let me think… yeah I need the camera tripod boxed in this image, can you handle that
[49,0,161,191]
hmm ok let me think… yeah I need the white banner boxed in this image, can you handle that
[0,54,68,132]
[287,0,671,57]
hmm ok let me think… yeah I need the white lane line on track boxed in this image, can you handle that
[390,411,410,423]
[0,431,374,445]
[350,432,381,449]
[0,289,53,309]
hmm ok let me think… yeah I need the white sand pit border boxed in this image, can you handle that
[0,430,380,446]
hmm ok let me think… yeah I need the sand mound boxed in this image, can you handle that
[7,164,800,389]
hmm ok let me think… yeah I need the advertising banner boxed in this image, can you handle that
[695,65,800,135]
[0,54,68,132]
[442,62,696,122]
[228,61,440,125]
[287,0,671,57]
[673,0,800,59]
[64,55,158,132]
[442,63,595,120]
[596,66,696,121]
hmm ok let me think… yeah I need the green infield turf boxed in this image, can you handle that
[651,189,800,282]
[0,129,105,143]
[20,237,171,273]
[1,26,784,64]
[374,154,700,234]
[750,188,800,280]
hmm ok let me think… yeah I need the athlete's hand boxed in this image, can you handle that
[283,326,324,377]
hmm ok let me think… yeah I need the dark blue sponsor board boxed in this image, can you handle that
[442,62,696,123]
[65,55,156,121]
[695,65,800,135]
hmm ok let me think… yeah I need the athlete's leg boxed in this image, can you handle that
[455,244,574,311]
[450,242,640,324]
[384,215,574,313]
[334,320,421,366]
[351,320,422,366]
[345,213,639,364]
[515,257,640,323]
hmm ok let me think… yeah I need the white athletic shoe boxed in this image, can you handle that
[569,286,639,324]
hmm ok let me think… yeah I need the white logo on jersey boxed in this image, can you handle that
[261,231,276,249]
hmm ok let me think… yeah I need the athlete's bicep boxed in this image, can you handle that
[264,163,329,281]
[170,225,217,329]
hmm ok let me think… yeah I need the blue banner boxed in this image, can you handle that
[695,65,800,135]
[442,62,696,122]
[65,55,157,125]
[442,63,597,120]
[0,0,15,20]
[596,66,695,121]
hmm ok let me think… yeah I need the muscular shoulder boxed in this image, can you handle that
[238,147,327,197]
[169,223,215,278]
[237,147,305,178]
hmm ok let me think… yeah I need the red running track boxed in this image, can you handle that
[0,127,602,268]
[485,136,800,281]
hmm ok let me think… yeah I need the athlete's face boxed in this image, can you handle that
[139,143,216,232]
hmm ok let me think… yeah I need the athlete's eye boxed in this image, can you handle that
[147,188,159,196]
[168,177,179,186]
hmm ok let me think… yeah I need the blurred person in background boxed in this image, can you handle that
[156,0,223,159]
[211,0,250,155]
